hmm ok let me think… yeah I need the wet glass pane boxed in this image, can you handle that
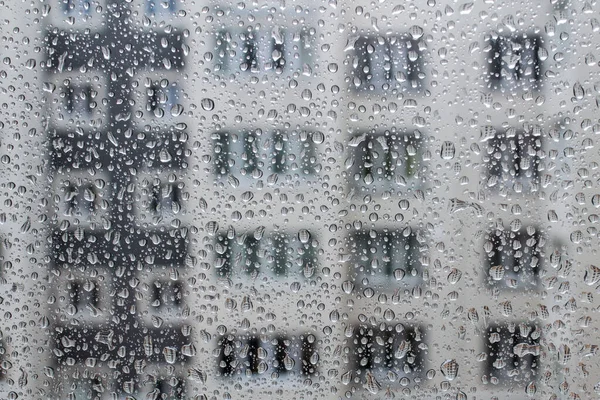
[0,0,597,399]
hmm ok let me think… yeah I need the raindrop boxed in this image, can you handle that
[584,265,600,285]
[341,370,352,385]
[440,359,459,380]
[170,104,184,117]
[342,280,354,294]
[201,98,215,111]
[364,371,381,394]
[408,25,424,40]
[283,354,295,371]
[525,381,537,396]
[573,82,584,100]
[447,268,462,284]
[440,141,455,160]
[570,230,583,244]
[393,268,405,281]
[298,229,311,243]
[489,265,505,281]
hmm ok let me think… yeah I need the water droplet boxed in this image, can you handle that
[573,82,584,100]
[181,343,196,357]
[447,268,462,284]
[364,371,381,394]
[440,141,455,160]
[525,381,537,396]
[489,265,505,281]
[201,98,215,111]
[298,229,311,243]
[584,265,600,285]
[341,370,352,385]
[283,353,295,371]
[170,104,184,117]
[440,359,459,380]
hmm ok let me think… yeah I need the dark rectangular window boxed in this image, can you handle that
[485,323,539,385]
[487,34,542,91]
[486,128,542,191]
[216,30,232,72]
[353,35,424,92]
[215,234,260,278]
[352,324,426,382]
[242,34,259,72]
[351,131,422,189]
[217,334,317,378]
[270,130,287,174]
[485,227,542,289]
[215,130,318,179]
[64,0,91,15]
[153,378,184,399]
[66,183,98,217]
[215,231,315,278]
[351,229,424,289]
[148,182,181,217]
[272,28,286,72]
[146,0,176,15]
[146,84,177,116]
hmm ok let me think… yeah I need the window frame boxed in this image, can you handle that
[349,323,427,388]
[217,333,317,379]
[349,130,425,192]
[486,33,543,92]
[214,25,317,75]
[351,34,426,94]
[350,227,426,291]
[214,230,317,280]
[213,129,320,186]
[484,226,544,290]
[485,127,543,193]
[484,322,540,386]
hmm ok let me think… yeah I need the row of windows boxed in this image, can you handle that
[67,279,183,312]
[49,126,541,198]
[49,77,181,128]
[57,228,541,326]
[217,334,317,378]
[212,127,543,192]
[215,31,542,91]
[47,229,544,295]
[60,0,176,18]
[63,323,538,398]
[213,130,319,179]
[56,269,183,323]
[50,127,543,227]
[215,27,315,74]
[47,32,543,127]
[214,230,317,279]
[350,227,544,291]
[64,374,185,399]
[209,226,545,291]
[55,227,544,325]
[53,174,185,226]
[213,30,541,90]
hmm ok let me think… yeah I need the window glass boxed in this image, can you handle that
[2,0,597,399]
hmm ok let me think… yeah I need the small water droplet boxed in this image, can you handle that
[201,98,215,111]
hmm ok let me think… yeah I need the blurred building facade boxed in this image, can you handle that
[0,0,597,398]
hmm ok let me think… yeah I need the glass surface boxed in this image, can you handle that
[0,0,597,399]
